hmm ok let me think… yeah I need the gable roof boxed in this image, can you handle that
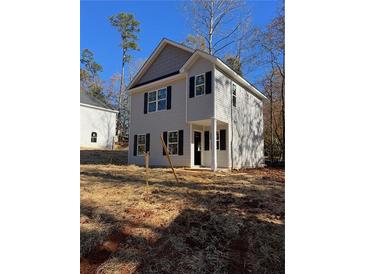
[80,92,117,111]
[127,38,194,89]
[127,38,267,101]
[180,50,267,101]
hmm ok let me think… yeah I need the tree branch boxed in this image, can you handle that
[212,22,240,48]
[213,39,236,55]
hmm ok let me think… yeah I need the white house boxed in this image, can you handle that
[127,38,267,170]
[80,92,118,149]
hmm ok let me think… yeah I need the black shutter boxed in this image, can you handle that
[189,76,195,98]
[133,135,137,156]
[167,86,172,109]
[146,133,150,153]
[178,130,184,155]
[204,131,210,151]
[233,96,236,107]
[205,71,212,94]
[163,131,167,155]
[144,92,148,114]
[220,129,226,150]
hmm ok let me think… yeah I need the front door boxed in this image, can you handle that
[194,131,202,165]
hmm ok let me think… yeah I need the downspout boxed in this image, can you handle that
[230,80,234,170]
[127,90,131,164]
[213,65,216,170]
[184,72,192,167]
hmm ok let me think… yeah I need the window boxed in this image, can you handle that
[232,84,237,107]
[148,91,157,112]
[91,132,97,143]
[137,134,146,156]
[209,131,220,150]
[148,88,167,112]
[216,131,220,150]
[195,74,205,96]
[157,88,167,110]
[168,131,178,155]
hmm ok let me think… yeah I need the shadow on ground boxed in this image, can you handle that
[80,150,284,273]
[81,201,284,274]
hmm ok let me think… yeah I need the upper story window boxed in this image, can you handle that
[232,84,237,107]
[195,74,205,96]
[137,134,146,156]
[91,132,97,143]
[148,88,167,113]
[168,131,178,155]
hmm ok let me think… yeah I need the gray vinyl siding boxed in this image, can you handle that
[136,44,192,85]
[128,79,191,167]
[187,57,214,121]
[214,68,264,168]
[215,69,231,123]
[232,86,264,168]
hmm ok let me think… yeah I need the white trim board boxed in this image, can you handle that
[80,103,119,113]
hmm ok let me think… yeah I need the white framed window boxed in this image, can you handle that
[232,83,237,107]
[91,132,97,143]
[137,134,146,156]
[167,131,178,155]
[216,131,220,150]
[195,73,205,96]
[148,91,156,112]
[148,88,167,112]
[209,131,220,150]
[157,88,167,110]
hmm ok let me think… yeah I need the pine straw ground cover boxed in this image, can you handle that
[80,152,284,274]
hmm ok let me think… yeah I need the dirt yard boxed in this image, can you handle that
[80,149,284,274]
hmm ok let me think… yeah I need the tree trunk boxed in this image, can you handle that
[208,0,214,55]
[118,49,126,141]
[270,83,274,163]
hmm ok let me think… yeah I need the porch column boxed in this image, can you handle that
[211,117,217,171]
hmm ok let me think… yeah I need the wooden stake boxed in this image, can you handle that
[160,134,179,183]
[144,152,149,186]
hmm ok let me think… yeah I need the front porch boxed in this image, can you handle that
[189,118,230,171]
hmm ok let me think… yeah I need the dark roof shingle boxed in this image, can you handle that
[80,92,116,111]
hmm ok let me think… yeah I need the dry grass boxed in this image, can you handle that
[80,150,284,274]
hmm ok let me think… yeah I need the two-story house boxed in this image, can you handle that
[127,38,267,170]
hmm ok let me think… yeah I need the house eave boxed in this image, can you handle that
[180,51,268,101]
[80,103,119,113]
[214,59,268,101]
[128,73,186,95]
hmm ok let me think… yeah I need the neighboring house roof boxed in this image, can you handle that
[128,38,267,101]
[80,92,118,112]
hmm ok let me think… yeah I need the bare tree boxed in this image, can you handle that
[80,49,106,102]
[183,0,248,56]
[233,16,264,78]
[127,58,146,83]
[103,59,146,146]
[105,73,121,109]
[223,54,242,75]
[262,68,284,161]
[183,34,207,51]
[260,7,284,160]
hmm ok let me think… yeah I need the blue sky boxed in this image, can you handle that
[81,0,281,86]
